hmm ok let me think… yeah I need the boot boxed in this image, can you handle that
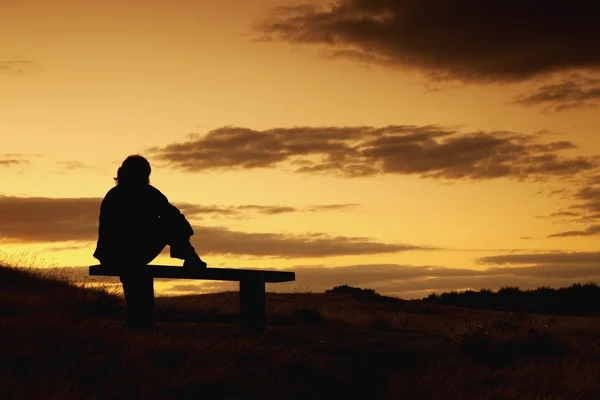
[183,251,207,269]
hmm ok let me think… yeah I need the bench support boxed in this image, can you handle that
[88,265,295,336]
[239,279,266,336]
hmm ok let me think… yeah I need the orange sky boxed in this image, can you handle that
[2,0,600,298]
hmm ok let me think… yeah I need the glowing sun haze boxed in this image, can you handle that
[2,0,600,298]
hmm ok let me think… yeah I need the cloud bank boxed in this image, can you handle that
[190,227,430,258]
[0,196,425,258]
[149,126,596,180]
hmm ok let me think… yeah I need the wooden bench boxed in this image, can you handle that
[89,265,295,335]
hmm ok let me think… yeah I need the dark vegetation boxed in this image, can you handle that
[422,283,600,316]
[2,264,600,399]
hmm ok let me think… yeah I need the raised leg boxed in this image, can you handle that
[239,279,266,336]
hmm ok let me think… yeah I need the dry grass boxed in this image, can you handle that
[2,262,600,399]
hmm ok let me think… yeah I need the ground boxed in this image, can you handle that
[1,264,600,399]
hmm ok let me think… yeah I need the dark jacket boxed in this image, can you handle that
[93,184,193,264]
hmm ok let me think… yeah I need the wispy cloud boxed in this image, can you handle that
[539,175,600,233]
[148,126,596,181]
[55,161,94,171]
[0,60,36,74]
[42,244,90,253]
[513,74,600,113]
[254,0,600,83]
[548,224,600,238]
[177,203,359,220]
[478,251,600,266]
[190,226,434,258]
[571,186,600,215]
[0,154,30,168]
[539,211,582,219]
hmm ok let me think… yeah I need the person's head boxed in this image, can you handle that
[114,155,151,186]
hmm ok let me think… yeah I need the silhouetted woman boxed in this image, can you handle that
[94,154,206,330]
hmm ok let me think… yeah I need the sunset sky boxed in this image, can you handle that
[2,0,600,298]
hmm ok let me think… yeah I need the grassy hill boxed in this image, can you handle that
[2,264,600,399]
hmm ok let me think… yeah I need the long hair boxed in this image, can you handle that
[114,155,151,186]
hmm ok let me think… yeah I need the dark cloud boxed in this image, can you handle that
[513,74,600,112]
[255,0,600,83]
[0,196,425,258]
[0,196,101,243]
[149,126,596,181]
[0,60,35,74]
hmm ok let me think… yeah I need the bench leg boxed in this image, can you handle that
[121,272,155,331]
[239,280,266,336]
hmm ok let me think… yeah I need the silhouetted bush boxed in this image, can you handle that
[326,285,444,314]
[424,282,600,316]
[326,285,381,300]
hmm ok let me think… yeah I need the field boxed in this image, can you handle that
[2,264,600,399]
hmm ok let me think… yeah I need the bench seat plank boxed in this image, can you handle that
[89,265,295,283]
